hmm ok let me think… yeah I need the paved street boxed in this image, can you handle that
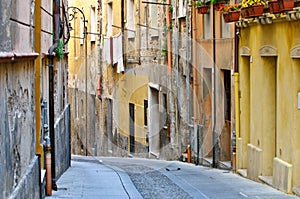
[47,155,299,199]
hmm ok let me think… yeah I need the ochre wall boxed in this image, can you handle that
[239,20,300,190]
[119,73,149,150]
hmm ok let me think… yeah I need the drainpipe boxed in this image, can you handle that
[166,0,176,151]
[186,0,191,163]
[97,1,103,100]
[121,0,125,68]
[45,136,52,196]
[212,5,218,168]
[47,0,61,191]
[138,0,141,64]
[192,3,200,164]
[234,26,240,172]
[166,0,172,75]
[34,0,44,168]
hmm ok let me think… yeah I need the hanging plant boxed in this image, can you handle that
[161,38,167,57]
[169,5,174,13]
[55,39,64,61]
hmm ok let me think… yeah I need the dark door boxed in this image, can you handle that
[129,103,135,153]
[107,99,113,152]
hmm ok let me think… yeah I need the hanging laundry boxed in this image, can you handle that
[112,32,124,73]
[102,32,124,73]
[103,36,111,64]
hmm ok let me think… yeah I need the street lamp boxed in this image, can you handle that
[68,6,89,156]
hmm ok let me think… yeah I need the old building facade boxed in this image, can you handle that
[67,0,300,197]
[237,12,300,194]
[191,2,236,168]
[0,0,71,198]
[68,0,194,159]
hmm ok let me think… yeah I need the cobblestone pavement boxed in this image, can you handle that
[104,162,192,199]
[100,157,300,199]
[46,156,300,199]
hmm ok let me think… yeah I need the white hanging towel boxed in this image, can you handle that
[103,36,111,64]
[112,32,124,73]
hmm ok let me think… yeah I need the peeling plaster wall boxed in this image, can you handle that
[0,60,36,199]
[0,0,12,52]
[0,0,39,198]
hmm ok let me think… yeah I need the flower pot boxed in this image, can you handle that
[268,1,281,14]
[223,13,231,22]
[248,5,264,17]
[241,7,251,18]
[230,10,241,21]
[278,0,294,11]
[197,5,210,14]
[222,11,240,22]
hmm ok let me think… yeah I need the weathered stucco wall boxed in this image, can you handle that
[239,19,300,191]
[0,60,37,198]
[9,156,41,199]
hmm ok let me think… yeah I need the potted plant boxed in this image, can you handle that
[219,4,242,22]
[242,0,266,18]
[194,0,210,14]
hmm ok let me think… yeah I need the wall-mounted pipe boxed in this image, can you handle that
[234,26,240,171]
[212,5,217,168]
[47,0,61,191]
[34,0,45,169]
[44,136,52,196]
[166,0,172,75]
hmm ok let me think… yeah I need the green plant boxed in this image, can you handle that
[169,5,173,13]
[194,0,207,8]
[163,20,173,31]
[161,38,167,57]
[211,0,225,4]
[55,39,64,60]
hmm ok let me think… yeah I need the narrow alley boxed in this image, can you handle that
[3,0,300,198]
[47,156,298,199]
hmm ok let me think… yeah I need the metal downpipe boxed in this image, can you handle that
[47,0,61,191]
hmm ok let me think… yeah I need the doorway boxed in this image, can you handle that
[129,103,135,154]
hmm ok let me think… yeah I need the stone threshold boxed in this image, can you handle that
[237,169,247,178]
[259,175,273,186]
[293,187,300,197]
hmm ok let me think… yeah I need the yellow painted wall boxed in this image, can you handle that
[292,59,300,187]
[101,0,149,151]
[118,74,149,146]
[68,0,98,78]
[239,20,300,188]
[239,56,250,169]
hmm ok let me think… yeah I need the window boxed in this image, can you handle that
[149,4,158,36]
[90,6,96,42]
[107,3,113,36]
[179,0,186,17]
[127,0,135,38]
[204,14,211,39]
